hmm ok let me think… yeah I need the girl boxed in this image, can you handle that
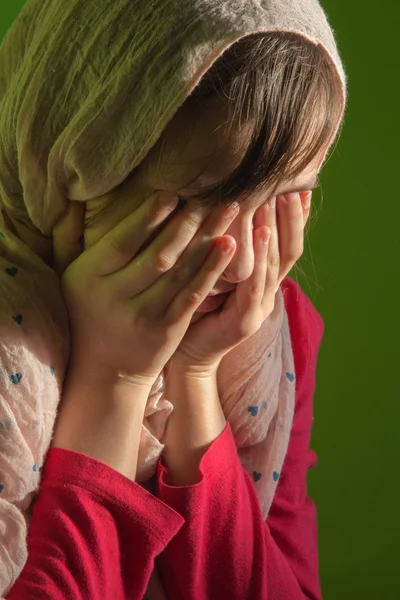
[0,0,347,598]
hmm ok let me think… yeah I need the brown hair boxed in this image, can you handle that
[171,31,345,287]
[177,32,344,210]
[87,32,344,247]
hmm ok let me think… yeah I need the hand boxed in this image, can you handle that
[55,191,239,388]
[171,191,312,373]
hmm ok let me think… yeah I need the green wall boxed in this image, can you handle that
[306,2,399,598]
[1,2,397,599]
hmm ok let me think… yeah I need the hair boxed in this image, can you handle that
[87,32,344,284]
[176,31,344,211]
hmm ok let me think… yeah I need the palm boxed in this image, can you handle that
[172,289,247,368]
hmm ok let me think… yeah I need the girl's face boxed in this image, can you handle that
[84,98,321,323]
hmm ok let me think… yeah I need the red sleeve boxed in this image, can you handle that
[154,276,324,599]
[6,447,185,599]
[7,276,324,600]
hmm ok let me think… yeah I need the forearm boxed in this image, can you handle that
[161,367,227,485]
[51,369,151,481]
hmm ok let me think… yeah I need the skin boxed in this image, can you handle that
[51,97,324,485]
[84,96,320,325]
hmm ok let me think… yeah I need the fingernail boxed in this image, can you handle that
[158,193,179,210]
[223,202,240,218]
[262,228,271,245]
[270,196,276,209]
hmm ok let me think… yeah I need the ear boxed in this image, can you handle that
[52,201,85,277]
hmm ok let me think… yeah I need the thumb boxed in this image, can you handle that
[52,201,85,277]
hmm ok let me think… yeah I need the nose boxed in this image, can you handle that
[219,213,255,284]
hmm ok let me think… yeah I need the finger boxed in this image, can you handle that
[52,201,85,277]
[237,211,271,332]
[263,194,279,282]
[165,234,236,325]
[118,200,239,301]
[136,202,240,313]
[199,200,241,238]
[260,196,281,310]
[275,192,304,286]
[93,192,179,276]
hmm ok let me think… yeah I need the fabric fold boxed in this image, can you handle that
[0,0,346,595]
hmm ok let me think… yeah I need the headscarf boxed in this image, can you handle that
[0,0,347,595]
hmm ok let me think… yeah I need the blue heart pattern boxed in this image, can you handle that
[1,359,54,494]
[248,360,294,484]
[0,418,43,493]
[2,266,291,492]
[9,364,54,384]
[0,464,44,494]
[9,373,22,384]
[1,264,60,495]
[252,470,280,483]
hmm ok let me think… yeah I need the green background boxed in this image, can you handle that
[1,2,397,599]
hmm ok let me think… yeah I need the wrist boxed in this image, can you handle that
[168,358,220,380]
[67,354,157,392]
[161,367,226,485]
[51,368,152,480]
